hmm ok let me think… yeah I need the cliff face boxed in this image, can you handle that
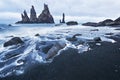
[16,4,54,24]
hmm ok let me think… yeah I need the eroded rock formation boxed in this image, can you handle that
[16,4,54,24]
[30,5,37,23]
[20,10,30,23]
[38,4,54,23]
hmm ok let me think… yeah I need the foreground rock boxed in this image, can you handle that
[45,41,66,60]
[36,41,66,60]
[4,37,24,47]
[16,4,54,24]
[93,37,102,42]
[66,21,78,25]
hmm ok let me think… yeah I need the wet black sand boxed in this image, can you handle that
[1,35,120,80]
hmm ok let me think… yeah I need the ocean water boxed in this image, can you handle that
[0,24,120,79]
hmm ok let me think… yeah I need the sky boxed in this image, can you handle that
[0,0,120,24]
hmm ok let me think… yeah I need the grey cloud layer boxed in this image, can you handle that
[0,0,120,23]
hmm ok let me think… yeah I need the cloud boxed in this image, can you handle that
[0,0,120,23]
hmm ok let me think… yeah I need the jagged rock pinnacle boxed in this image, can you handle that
[38,4,54,23]
[16,4,54,24]
[62,13,65,23]
[30,5,37,22]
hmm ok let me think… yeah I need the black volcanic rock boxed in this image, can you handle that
[93,37,102,42]
[82,17,120,27]
[30,5,37,23]
[82,19,114,27]
[82,22,98,27]
[16,4,54,24]
[38,4,54,23]
[113,17,120,25]
[61,13,65,23]
[4,37,24,47]
[16,10,30,23]
[66,21,78,25]
[97,19,114,26]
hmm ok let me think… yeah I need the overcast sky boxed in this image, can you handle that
[0,0,120,23]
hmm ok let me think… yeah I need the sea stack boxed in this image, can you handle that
[16,4,54,24]
[21,10,30,23]
[38,4,54,23]
[62,13,65,23]
[30,5,37,23]
[60,13,65,23]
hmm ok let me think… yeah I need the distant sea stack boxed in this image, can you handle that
[60,13,65,23]
[16,4,54,24]
[30,5,37,23]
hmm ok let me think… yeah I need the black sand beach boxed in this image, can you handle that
[1,34,120,80]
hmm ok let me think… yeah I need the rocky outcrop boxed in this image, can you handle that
[66,21,78,25]
[113,17,120,25]
[30,5,37,23]
[4,37,24,47]
[82,19,114,27]
[82,22,98,27]
[38,4,54,23]
[16,4,54,24]
[97,19,114,26]
[82,18,120,27]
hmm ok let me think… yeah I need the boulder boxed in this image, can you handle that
[66,34,82,42]
[38,4,54,23]
[30,5,37,22]
[35,33,40,36]
[105,33,114,35]
[72,34,82,39]
[4,37,24,47]
[93,37,102,42]
[82,18,120,27]
[66,37,77,42]
[90,29,99,31]
[8,24,12,26]
[45,41,66,60]
[66,21,78,25]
